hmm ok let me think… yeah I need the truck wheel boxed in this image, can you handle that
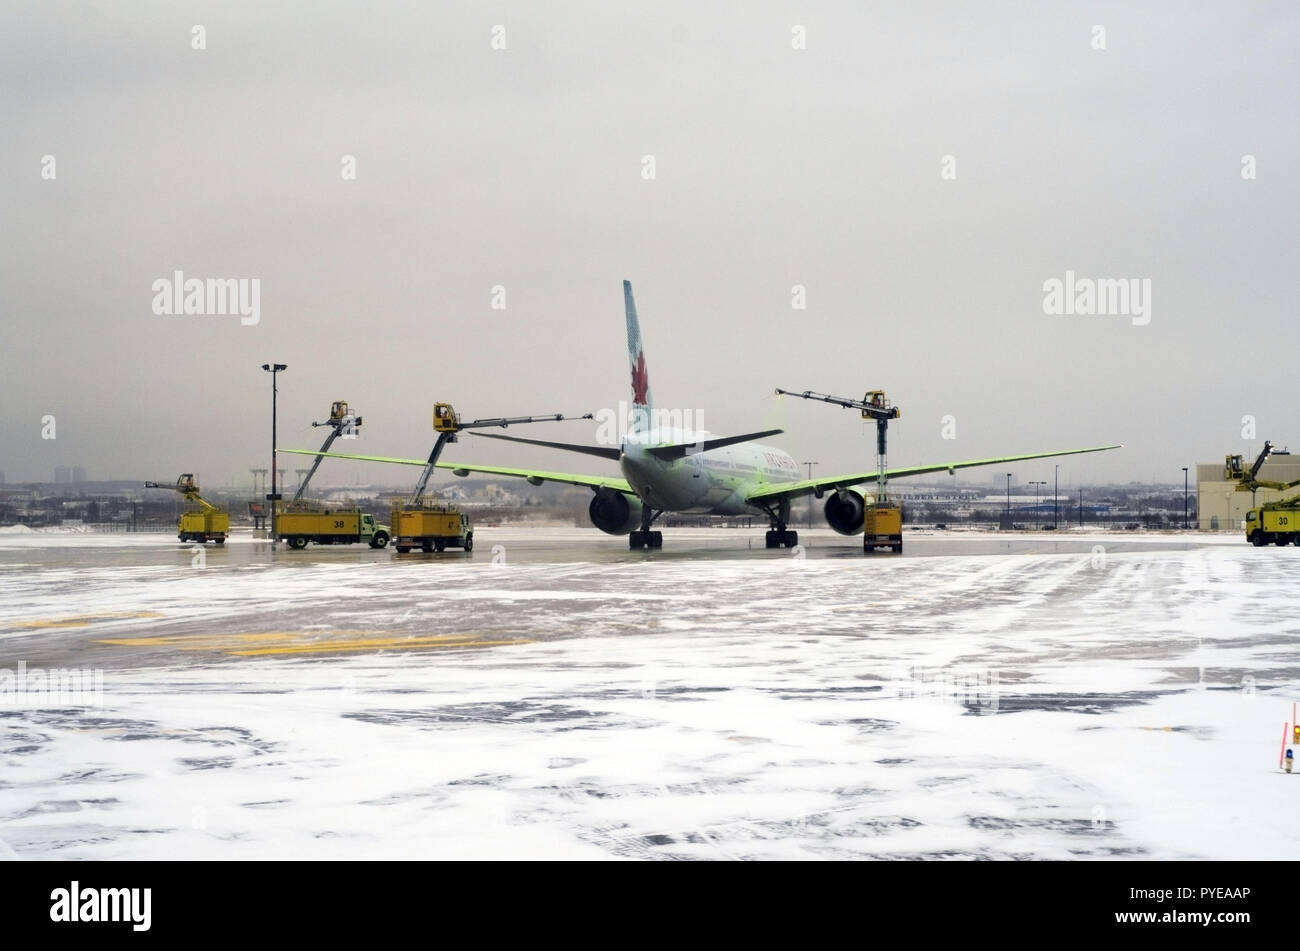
[463,534,473,552]
[215,538,226,546]
[1250,531,1265,547]
[370,531,389,549]
[290,535,308,550]
[434,540,446,552]
[421,541,434,553]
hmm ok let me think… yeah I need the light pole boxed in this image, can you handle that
[1182,467,1189,530]
[1005,472,1012,529]
[802,462,819,528]
[1029,481,1046,530]
[261,363,287,542]
[1054,464,1059,530]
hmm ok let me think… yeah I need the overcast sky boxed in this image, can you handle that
[2,1,1296,491]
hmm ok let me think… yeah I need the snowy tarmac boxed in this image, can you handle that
[1,527,1296,860]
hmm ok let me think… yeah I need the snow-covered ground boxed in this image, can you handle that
[0,529,1296,860]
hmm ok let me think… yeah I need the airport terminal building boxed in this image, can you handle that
[1197,453,1300,531]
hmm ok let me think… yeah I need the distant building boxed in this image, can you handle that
[54,466,71,483]
[1197,453,1300,531]
[72,466,86,483]
[0,471,5,485]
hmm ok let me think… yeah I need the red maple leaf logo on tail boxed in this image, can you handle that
[631,351,649,405]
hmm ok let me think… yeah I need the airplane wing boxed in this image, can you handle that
[436,461,634,494]
[276,448,637,495]
[745,444,1122,505]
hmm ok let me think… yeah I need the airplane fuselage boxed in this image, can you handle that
[620,432,802,515]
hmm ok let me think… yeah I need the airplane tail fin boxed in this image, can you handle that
[624,280,653,433]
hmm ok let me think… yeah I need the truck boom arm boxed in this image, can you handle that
[776,387,901,500]
[459,413,588,430]
[775,388,899,421]
[292,402,362,504]
[408,409,593,505]
[1236,477,1300,493]
[1231,440,1300,493]
[144,474,219,512]
[1249,442,1274,481]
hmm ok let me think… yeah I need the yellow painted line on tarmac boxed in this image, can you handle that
[97,632,306,648]
[229,636,533,656]
[7,610,165,630]
[94,630,532,657]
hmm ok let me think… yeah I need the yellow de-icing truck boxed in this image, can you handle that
[1226,442,1300,547]
[271,400,392,550]
[864,500,903,553]
[276,505,390,549]
[178,509,230,545]
[390,500,472,553]
[145,474,229,545]
[773,387,904,554]
[386,401,583,554]
[1244,500,1300,546]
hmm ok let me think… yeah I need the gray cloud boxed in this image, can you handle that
[2,1,1296,490]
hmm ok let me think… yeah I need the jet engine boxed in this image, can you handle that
[824,489,866,535]
[589,487,644,535]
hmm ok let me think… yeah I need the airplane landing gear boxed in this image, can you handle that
[759,502,798,548]
[765,529,798,548]
[630,530,663,548]
[629,508,665,549]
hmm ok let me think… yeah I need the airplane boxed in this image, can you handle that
[281,281,1120,550]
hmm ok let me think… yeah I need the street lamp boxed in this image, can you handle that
[802,461,819,528]
[1054,464,1059,530]
[1182,466,1189,530]
[1006,472,1012,529]
[1029,481,1046,530]
[261,363,287,541]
